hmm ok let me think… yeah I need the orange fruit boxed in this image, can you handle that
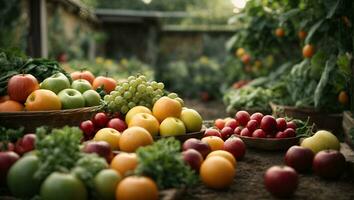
[302,44,315,58]
[116,176,158,200]
[200,156,236,189]
[94,128,121,150]
[0,100,24,112]
[338,91,349,105]
[110,153,138,176]
[241,54,251,65]
[275,27,285,37]
[0,95,10,103]
[298,30,307,40]
[152,96,182,122]
[25,89,61,111]
[207,150,237,167]
[119,127,153,152]
[201,136,224,151]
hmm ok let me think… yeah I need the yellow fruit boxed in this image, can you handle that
[128,113,159,136]
[119,127,153,152]
[125,106,152,125]
[201,136,224,151]
[25,89,61,111]
[236,48,245,58]
[152,97,182,122]
[94,128,121,150]
[207,150,237,167]
[200,156,235,189]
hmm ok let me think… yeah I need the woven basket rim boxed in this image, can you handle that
[0,105,103,117]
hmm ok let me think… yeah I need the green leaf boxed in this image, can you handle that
[305,19,325,44]
[314,56,337,109]
[325,0,340,19]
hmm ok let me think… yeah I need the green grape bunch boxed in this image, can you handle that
[104,75,165,114]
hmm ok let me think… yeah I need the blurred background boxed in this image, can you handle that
[1,0,352,117]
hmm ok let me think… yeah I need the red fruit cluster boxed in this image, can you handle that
[80,112,127,140]
[214,111,297,140]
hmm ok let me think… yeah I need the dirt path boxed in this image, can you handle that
[183,146,354,200]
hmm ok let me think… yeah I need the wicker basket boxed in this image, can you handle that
[0,106,102,132]
[270,102,343,135]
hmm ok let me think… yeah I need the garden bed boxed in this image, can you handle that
[183,144,354,200]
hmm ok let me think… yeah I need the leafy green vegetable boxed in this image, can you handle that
[34,126,83,181]
[0,49,70,96]
[0,126,24,150]
[288,118,315,138]
[135,137,198,189]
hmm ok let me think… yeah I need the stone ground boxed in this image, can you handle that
[183,99,354,200]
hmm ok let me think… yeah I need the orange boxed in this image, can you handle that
[0,95,10,103]
[0,100,24,112]
[24,89,61,111]
[110,153,138,176]
[207,150,237,167]
[116,176,158,200]
[298,30,307,40]
[200,156,236,189]
[94,128,121,150]
[152,96,182,122]
[119,127,153,152]
[201,136,224,151]
[302,44,315,58]
[338,91,349,105]
[275,27,285,37]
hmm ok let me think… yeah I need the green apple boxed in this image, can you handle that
[180,108,203,132]
[159,117,186,136]
[301,130,340,154]
[83,90,101,107]
[94,169,121,200]
[71,79,92,93]
[40,72,70,94]
[58,89,85,109]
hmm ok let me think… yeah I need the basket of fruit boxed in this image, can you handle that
[207,110,314,151]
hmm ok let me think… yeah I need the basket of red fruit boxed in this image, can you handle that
[208,110,314,150]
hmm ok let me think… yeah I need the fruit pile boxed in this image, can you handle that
[264,130,346,198]
[80,96,203,144]
[210,110,297,140]
[0,70,115,111]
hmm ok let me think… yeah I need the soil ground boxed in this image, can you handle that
[183,99,354,200]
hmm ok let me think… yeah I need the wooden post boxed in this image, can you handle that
[28,0,48,58]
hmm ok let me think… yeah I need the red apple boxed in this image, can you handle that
[7,74,39,103]
[83,141,113,162]
[287,121,297,130]
[240,128,252,137]
[235,111,250,126]
[225,119,238,130]
[252,129,266,138]
[80,120,96,137]
[276,118,287,131]
[234,127,242,135]
[260,115,277,133]
[214,118,225,130]
[107,118,127,132]
[264,166,298,198]
[0,142,15,151]
[71,70,95,84]
[250,112,264,124]
[313,150,346,179]
[275,131,288,138]
[246,120,258,132]
[204,128,222,138]
[220,127,233,140]
[0,151,19,185]
[92,76,117,94]
[183,138,211,158]
[223,136,246,160]
[92,112,109,128]
[284,128,296,137]
[285,145,314,173]
[182,149,203,171]
[15,134,36,155]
